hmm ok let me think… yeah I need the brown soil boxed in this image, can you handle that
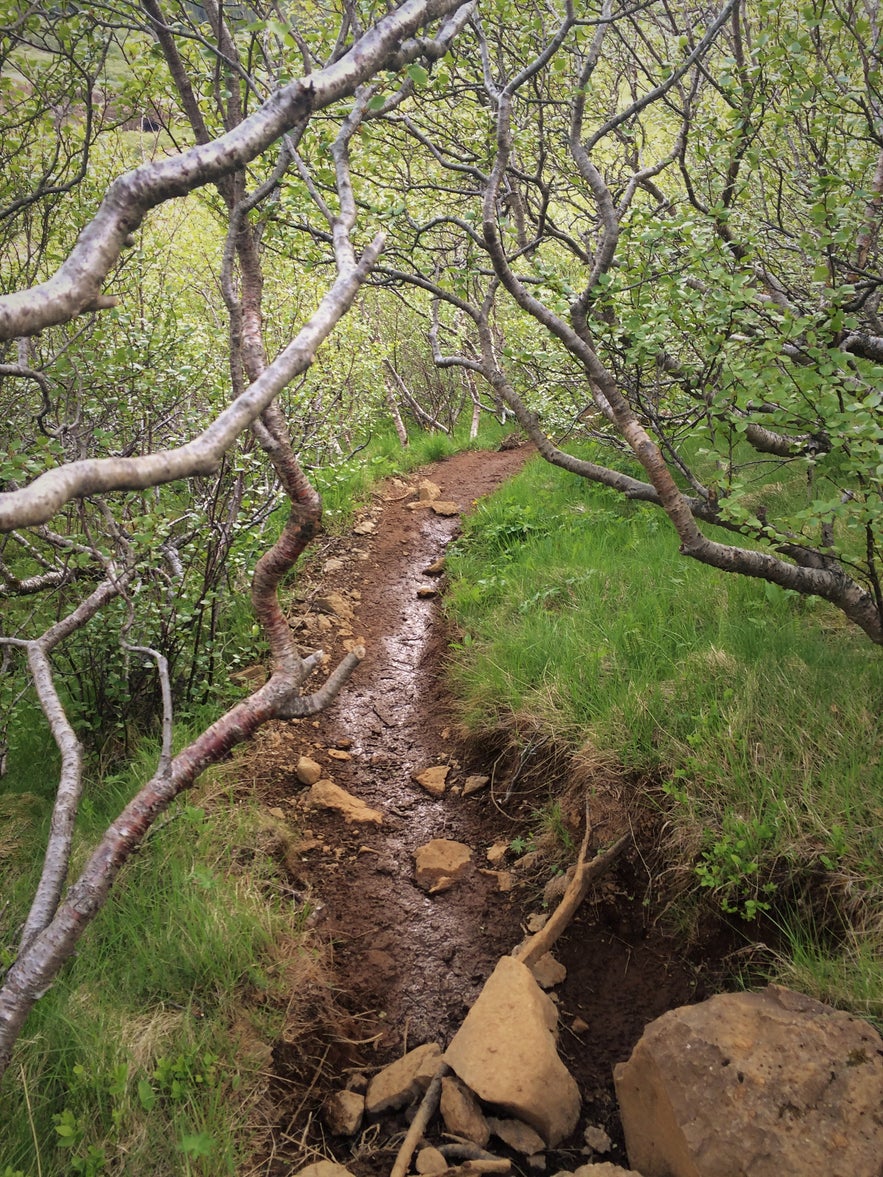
[249,446,740,1175]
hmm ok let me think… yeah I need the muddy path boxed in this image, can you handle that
[253,447,732,1174]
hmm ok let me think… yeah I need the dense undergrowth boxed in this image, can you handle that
[0,419,509,1177]
[444,451,883,1021]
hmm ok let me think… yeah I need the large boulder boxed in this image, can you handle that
[443,955,580,1147]
[614,984,883,1177]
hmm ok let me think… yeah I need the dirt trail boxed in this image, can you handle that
[256,447,727,1174]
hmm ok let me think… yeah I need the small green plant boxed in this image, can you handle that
[509,833,534,855]
[695,817,778,919]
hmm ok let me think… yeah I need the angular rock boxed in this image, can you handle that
[583,1125,613,1154]
[418,478,442,501]
[313,591,354,620]
[365,1042,442,1115]
[440,1074,491,1147]
[416,1146,449,1174]
[557,1167,644,1177]
[307,780,383,825]
[295,755,323,786]
[415,839,472,894]
[443,956,580,1147]
[463,774,490,796]
[486,841,509,866]
[488,1116,546,1155]
[417,586,438,599]
[413,765,450,796]
[327,748,352,761]
[614,984,883,1177]
[353,518,376,534]
[423,556,446,575]
[322,1089,365,1136]
[529,954,567,990]
[294,1164,355,1177]
[431,500,460,516]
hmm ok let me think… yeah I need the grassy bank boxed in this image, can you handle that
[444,453,883,1019]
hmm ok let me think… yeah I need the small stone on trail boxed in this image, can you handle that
[322,1089,365,1136]
[423,556,446,575]
[583,1125,613,1154]
[353,519,376,534]
[293,1164,354,1177]
[486,841,509,866]
[487,1117,546,1156]
[417,586,438,598]
[364,1042,442,1115]
[307,780,383,825]
[335,737,353,749]
[416,1147,448,1175]
[418,478,442,502]
[327,748,352,761]
[323,557,345,573]
[415,839,472,893]
[267,806,286,821]
[413,764,450,796]
[440,1074,491,1147]
[296,755,322,785]
[526,913,548,933]
[431,500,460,516]
[313,591,354,620]
[463,774,490,796]
[530,953,567,990]
[571,1017,589,1035]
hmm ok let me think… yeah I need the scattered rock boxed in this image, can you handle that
[440,1074,491,1147]
[583,1124,613,1154]
[529,954,567,990]
[295,755,323,786]
[416,1146,449,1174]
[365,1042,443,1115]
[431,500,460,516]
[558,1167,644,1176]
[353,519,376,534]
[571,1017,589,1035]
[415,839,472,894]
[443,956,581,1147]
[418,478,442,502]
[323,557,345,573]
[267,806,287,821]
[313,591,354,620]
[293,1164,354,1177]
[486,841,509,866]
[526,913,548,933]
[307,780,383,825]
[327,748,352,761]
[463,774,490,796]
[417,586,438,598]
[322,1089,365,1136]
[413,765,450,796]
[423,556,446,575]
[614,984,883,1177]
[488,1117,546,1155]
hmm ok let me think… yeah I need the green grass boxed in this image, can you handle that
[445,452,883,1014]
[0,728,305,1176]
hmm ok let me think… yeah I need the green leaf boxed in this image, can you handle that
[406,63,429,86]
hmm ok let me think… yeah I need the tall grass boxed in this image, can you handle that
[445,454,883,1013]
[0,729,304,1176]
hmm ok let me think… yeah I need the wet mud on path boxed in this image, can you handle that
[252,447,732,1174]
